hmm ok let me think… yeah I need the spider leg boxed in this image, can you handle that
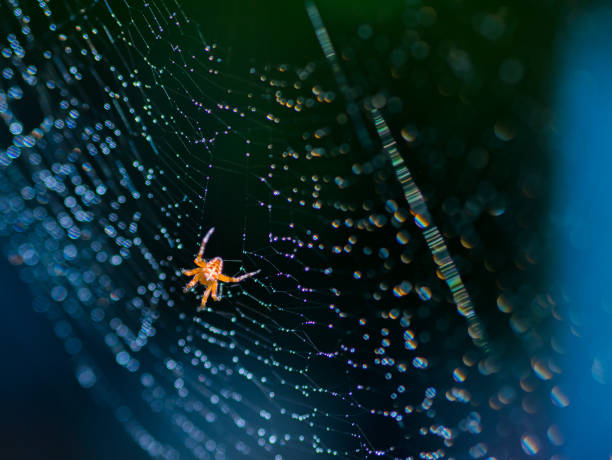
[211,281,219,301]
[218,269,260,283]
[182,267,200,276]
[198,284,213,311]
[195,227,215,264]
[183,275,199,293]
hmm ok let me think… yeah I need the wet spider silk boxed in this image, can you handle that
[0,0,603,458]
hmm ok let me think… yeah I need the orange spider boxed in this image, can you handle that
[182,227,260,311]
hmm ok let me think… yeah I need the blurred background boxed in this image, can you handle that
[0,260,148,459]
[0,0,611,458]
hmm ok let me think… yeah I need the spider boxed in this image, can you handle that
[182,227,260,311]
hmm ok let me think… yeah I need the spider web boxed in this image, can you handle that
[0,0,566,459]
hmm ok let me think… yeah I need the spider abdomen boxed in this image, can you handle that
[202,257,223,281]
[202,267,219,281]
